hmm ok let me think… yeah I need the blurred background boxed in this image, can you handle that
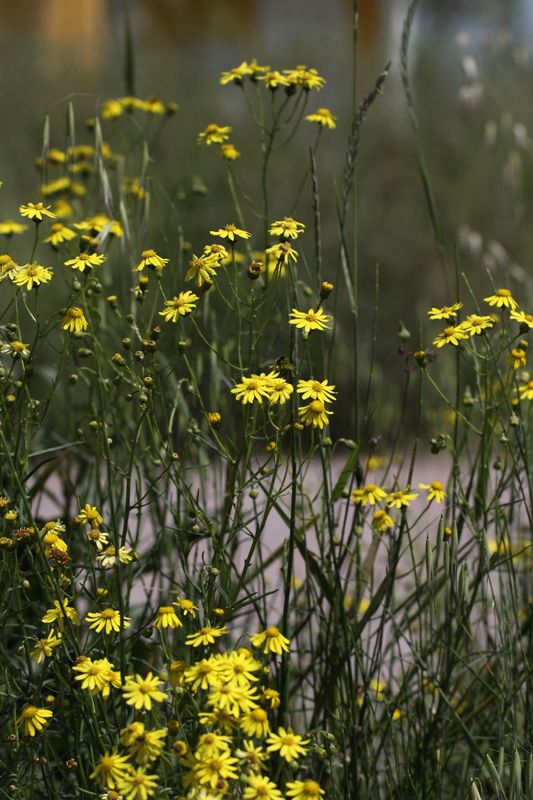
[1,0,533,436]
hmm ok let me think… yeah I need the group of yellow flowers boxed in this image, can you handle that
[350,481,447,534]
[13,496,323,800]
[426,289,533,404]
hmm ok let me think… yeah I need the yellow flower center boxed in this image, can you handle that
[303,780,321,795]
[251,709,267,721]
[497,289,510,296]
[159,606,174,614]
[100,609,116,619]
[142,249,156,258]
[68,307,83,318]
[430,481,443,490]
[23,706,38,719]
[265,626,280,637]
[310,400,324,413]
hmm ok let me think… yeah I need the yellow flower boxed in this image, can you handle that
[90,751,130,789]
[42,599,80,630]
[0,253,18,280]
[210,223,252,242]
[266,726,309,761]
[286,780,325,800]
[97,545,136,567]
[240,708,270,738]
[432,325,468,348]
[174,597,198,617]
[1,340,30,359]
[19,201,57,221]
[427,303,463,320]
[117,767,158,799]
[0,219,28,236]
[220,143,240,160]
[193,750,239,788]
[250,626,290,655]
[219,61,255,84]
[185,625,228,647]
[134,249,169,272]
[460,314,494,336]
[153,605,183,629]
[265,241,298,266]
[371,510,394,533]
[31,632,62,664]
[236,741,268,771]
[508,347,527,370]
[283,65,326,90]
[11,262,53,290]
[298,399,333,429]
[483,288,518,310]
[198,123,232,145]
[351,484,387,506]
[268,377,294,404]
[419,480,446,503]
[122,725,167,765]
[244,774,283,800]
[305,107,337,128]
[159,291,199,322]
[185,253,220,286]
[77,504,103,526]
[231,373,275,404]
[207,683,259,717]
[259,70,290,89]
[122,672,167,711]
[184,657,222,691]
[510,309,533,329]
[386,490,418,508]
[262,688,280,708]
[62,307,88,333]
[86,608,130,635]
[17,705,53,736]
[289,307,332,333]
[73,656,120,694]
[64,252,106,272]
[518,381,533,400]
[296,379,336,403]
[43,223,77,247]
[269,217,305,240]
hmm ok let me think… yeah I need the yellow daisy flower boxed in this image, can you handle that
[185,253,220,286]
[427,302,463,321]
[269,217,305,239]
[350,484,387,506]
[90,751,130,789]
[122,672,167,711]
[432,325,468,348]
[210,223,252,242]
[19,201,57,221]
[386,490,418,508]
[42,599,80,630]
[265,241,298,266]
[16,705,53,736]
[43,223,77,247]
[250,626,290,655]
[483,288,518,310]
[305,107,337,128]
[510,309,533,329]
[86,608,130,635]
[62,307,88,333]
[296,379,336,403]
[283,65,326,90]
[244,774,283,800]
[231,373,275,404]
[266,726,309,761]
[198,123,232,145]
[0,219,28,236]
[289,308,332,333]
[460,314,494,336]
[240,708,270,738]
[159,291,199,322]
[286,780,325,800]
[134,249,169,272]
[64,252,106,272]
[153,605,183,629]
[298,399,333,429]
[185,625,229,647]
[419,480,446,503]
[371,510,394,533]
[11,262,53,290]
[220,143,240,160]
[31,632,62,664]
